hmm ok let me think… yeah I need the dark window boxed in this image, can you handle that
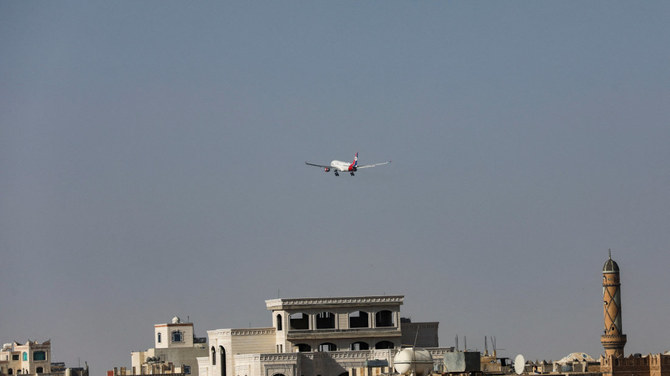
[211,347,216,365]
[350,342,369,350]
[184,366,191,375]
[296,344,311,352]
[12,355,19,361]
[375,341,394,349]
[34,351,46,361]
[316,312,335,329]
[219,346,227,376]
[349,311,369,328]
[289,313,309,330]
[375,310,394,327]
[172,331,183,343]
[36,368,43,374]
[158,333,162,343]
[8,368,13,375]
[276,314,282,331]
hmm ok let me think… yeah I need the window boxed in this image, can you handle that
[276,314,282,331]
[33,351,46,361]
[375,341,394,349]
[316,312,335,329]
[375,310,394,327]
[8,368,13,375]
[12,355,19,361]
[296,344,311,352]
[289,313,309,330]
[22,352,28,361]
[211,347,216,365]
[36,368,44,374]
[183,366,191,375]
[172,331,183,343]
[349,311,369,328]
[350,342,369,350]
[158,333,162,343]
[318,343,336,352]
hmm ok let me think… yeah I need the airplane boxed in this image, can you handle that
[305,152,391,176]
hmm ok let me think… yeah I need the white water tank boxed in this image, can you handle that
[394,348,433,376]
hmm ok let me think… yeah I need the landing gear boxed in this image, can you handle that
[334,171,339,176]
[350,172,355,176]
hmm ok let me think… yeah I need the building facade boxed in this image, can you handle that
[0,341,51,376]
[111,317,207,376]
[199,295,451,376]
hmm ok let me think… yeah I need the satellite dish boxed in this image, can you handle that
[514,354,525,375]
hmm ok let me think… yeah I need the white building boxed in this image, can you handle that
[122,317,207,376]
[199,295,452,376]
[0,341,51,376]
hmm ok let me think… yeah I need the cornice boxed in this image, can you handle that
[266,296,404,310]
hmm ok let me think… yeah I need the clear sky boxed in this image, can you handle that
[1,1,669,374]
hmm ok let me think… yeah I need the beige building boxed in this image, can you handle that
[111,317,207,376]
[0,341,51,376]
[199,295,452,376]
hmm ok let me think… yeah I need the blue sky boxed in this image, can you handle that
[1,1,669,374]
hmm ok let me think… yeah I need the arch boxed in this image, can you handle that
[272,374,286,376]
[350,341,369,350]
[36,368,43,374]
[316,312,335,329]
[289,312,309,330]
[276,314,283,331]
[318,342,336,352]
[219,346,226,376]
[22,352,28,361]
[8,368,13,375]
[296,343,311,352]
[375,310,394,327]
[375,341,394,349]
[349,311,369,328]
[211,346,216,365]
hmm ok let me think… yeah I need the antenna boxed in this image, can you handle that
[514,354,525,375]
[464,336,467,351]
[485,336,488,356]
[455,335,459,352]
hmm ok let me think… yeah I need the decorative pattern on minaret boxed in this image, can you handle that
[600,249,626,358]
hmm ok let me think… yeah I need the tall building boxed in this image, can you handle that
[601,250,627,358]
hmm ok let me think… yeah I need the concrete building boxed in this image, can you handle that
[199,295,453,376]
[111,317,207,376]
[0,340,88,376]
[0,341,51,376]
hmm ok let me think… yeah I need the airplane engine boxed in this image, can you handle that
[324,168,330,172]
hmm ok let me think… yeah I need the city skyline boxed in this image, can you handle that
[2,1,669,375]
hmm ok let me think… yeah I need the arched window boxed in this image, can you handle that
[316,312,335,329]
[350,342,369,350]
[296,344,311,352]
[211,346,216,365]
[8,368,13,375]
[276,314,282,331]
[36,368,44,374]
[219,346,226,376]
[318,343,336,352]
[157,332,162,343]
[22,352,28,361]
[375,310,394,327]
[375,341,394,349]
[349,311,369,328]
[289,313,309,330]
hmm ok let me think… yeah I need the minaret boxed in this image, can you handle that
[600,250,627,357]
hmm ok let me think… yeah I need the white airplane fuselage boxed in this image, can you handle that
[330,160,355,172]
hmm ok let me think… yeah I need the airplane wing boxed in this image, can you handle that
[356,160,391,169]
[305,162,331,169]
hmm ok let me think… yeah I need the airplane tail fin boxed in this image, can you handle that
[350,152,358,169]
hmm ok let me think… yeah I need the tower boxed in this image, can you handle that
[600,250,626,357]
